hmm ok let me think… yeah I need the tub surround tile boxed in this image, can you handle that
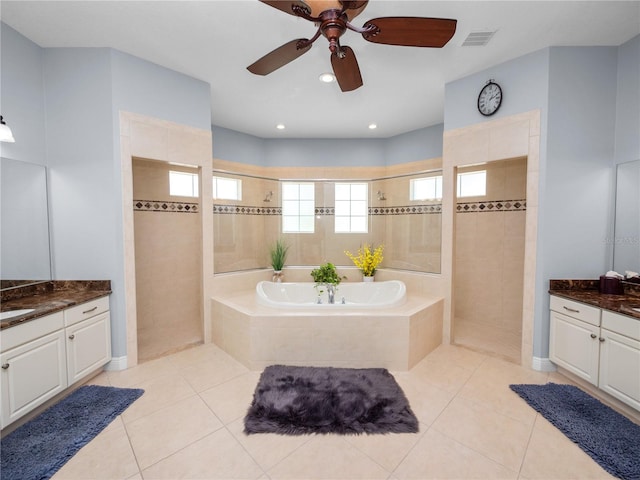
[0,280,112,329]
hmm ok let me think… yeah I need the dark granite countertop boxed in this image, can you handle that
[1,281,111,330]
[549,279,640,320]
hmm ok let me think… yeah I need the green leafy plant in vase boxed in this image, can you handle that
[269,238,289,282]
[310,262,345,304]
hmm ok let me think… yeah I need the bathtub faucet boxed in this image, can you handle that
[326,284,336,304]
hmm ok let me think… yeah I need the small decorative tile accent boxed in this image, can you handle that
[456,199,526,213]
[213,205,282,215]
[370,205,442,215]
[134,200,199,213]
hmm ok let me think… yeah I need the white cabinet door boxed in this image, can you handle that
[66,312,111,385]
[549,310,600,385]
[0,330,67,428]
[598,328,640,411]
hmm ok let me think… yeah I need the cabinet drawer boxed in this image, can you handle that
[602,310,640,341]
[1,312,64,352]
[64,296,109,327]
[550,295,601,326]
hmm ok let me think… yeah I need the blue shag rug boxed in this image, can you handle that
[510,383,640,480]
[1,384,144,480]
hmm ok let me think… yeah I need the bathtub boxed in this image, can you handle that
[256,280,406,308]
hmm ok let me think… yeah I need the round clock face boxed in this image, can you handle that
[478,81,502,116]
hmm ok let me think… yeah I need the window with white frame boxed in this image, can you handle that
[335,182,368,233]
[169,170,199,197]
[457,170,487,197]
[282,182,315,233]
[410,175,443,201]
[212,176,242,200]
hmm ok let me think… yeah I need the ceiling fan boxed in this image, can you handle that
[247,0,457,92]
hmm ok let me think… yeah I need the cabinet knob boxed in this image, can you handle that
[68,334,75,340]
[82,306,98,315]
[590,333,597,339]
[1,363,9,370]
[599,337,605,342]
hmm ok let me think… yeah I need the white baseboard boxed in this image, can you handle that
[532,356,556,372]
[105,355,127,371]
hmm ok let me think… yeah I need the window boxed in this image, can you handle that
[169,171,199,197]
[282,182,315,233]
[457,170,487,197]
[335,183,368,233]
[213,176,241,200]
[411,176,443,200]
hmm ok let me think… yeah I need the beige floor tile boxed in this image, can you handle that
[168,342,232,369]
[267,435,390,479]
[227,418,312,471]
[344,431,423,472]
[407,356,476,393]
[181,354,249,392]
[126,474,142,480]
[121,374,197,423]
[519,415,616,479]
[52,422,139,479]
[126,395,223,469]
[421,343,488,371]
[141,428,264,479]
[431,396,532,471]
[107,355,180,388]
[199,371,261,424]
[393,373,455,427]
[393,429,518,479]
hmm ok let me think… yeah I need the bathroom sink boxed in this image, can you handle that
[0,309,35,321]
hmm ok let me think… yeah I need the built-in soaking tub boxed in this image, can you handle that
[256,280,406,308]
[211,279,443,371]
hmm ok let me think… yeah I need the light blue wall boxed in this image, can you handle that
[0,24,46,165]
[536,46,619,358]
[614,35,640,165]
[384,125,444,166]
[211,124,443,168]
[444,49,551,131]
[212,125,265,166]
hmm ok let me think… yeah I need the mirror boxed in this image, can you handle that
[613,159,640,275]
[1,157,52,288]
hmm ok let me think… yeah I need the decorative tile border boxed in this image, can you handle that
[134,199,199,213]
[456,199,526,213]
[370,205,442,215]
[213,205,282,215]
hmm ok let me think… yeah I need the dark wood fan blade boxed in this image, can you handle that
[331,46,363,92]
[259,0,310,17]
[340,0,367,9]
[362,17,457,47]
[247,39,312,75]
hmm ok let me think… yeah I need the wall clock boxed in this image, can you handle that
[477,80,502,116]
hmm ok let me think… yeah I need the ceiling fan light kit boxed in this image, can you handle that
[248,0,457,92]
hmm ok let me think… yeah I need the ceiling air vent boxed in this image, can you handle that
[461,30,497,47]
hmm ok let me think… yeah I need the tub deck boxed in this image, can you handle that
[211,289,443,371]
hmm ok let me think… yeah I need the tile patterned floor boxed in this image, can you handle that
[52,343,619,480]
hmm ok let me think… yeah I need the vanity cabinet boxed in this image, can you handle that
[549,295,640,411]
[0,296,111,429]
[0,313,67,428]
[64,297,111,385]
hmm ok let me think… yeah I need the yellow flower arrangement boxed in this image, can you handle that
[344,243,384,277]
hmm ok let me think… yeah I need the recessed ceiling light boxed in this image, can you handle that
[276,124,285,130]
[319,73,336,83]
[368,123,377,130]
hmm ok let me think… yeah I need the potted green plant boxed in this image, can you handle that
[310,262,345,304]
[269,238,289,282]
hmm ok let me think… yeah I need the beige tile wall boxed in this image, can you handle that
[212,160,443,275]
[454,159,527,335]
[132,159,203,361]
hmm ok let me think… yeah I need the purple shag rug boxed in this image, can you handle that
[1,385,144,480]
[244,365,418,435]
[510,383,640,480]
